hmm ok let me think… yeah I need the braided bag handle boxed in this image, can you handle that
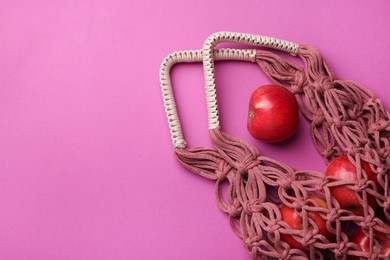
[160,32,389,259]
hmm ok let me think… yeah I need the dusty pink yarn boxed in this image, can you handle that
[173,45,389,259]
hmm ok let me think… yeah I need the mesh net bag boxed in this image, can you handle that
[159,32,390,259]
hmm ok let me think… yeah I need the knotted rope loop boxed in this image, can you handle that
[345,146,366,159]
[215,160,231,180]
[228,205,242,218]
[314,75,334,93]
[215,168,227,180]
[291,70,306,94]
[243,198,264,215]
[354,178,374,194]
[323,146,339,162]
[234,154,260,175]
[377,147,390,163]
[359,214,377,230]
[368,119,390,134]
[334,240,349,259]
[347,105,364,121]
[291,198,308,212]
[278,173,296,189]
[300,230,318,249]
[244,235,263,250]
[330,117,344,130]
[312,113,326,126]
[266,221,282,235]
[326,208,343,223]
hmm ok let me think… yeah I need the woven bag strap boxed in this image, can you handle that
[202,32,299,130]
[160,48,257,148]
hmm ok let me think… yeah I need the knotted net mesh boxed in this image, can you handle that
[172,45,389,259]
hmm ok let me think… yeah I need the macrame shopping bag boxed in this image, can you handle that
[159,32,389,259]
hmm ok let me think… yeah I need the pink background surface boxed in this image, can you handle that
[0,1,389,259]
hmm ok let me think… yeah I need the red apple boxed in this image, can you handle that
[349,225,390,259]
[325,155,379,216]
[247,84,299,142]
[280,196,333,251]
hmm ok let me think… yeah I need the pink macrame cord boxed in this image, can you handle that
[161,37,389,259]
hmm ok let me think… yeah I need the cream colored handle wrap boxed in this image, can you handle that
[202,32,299,130]
[160,48,257,148]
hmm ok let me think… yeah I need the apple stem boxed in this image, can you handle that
[248,111,255,121]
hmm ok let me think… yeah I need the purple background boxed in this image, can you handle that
[0,1,389,259]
